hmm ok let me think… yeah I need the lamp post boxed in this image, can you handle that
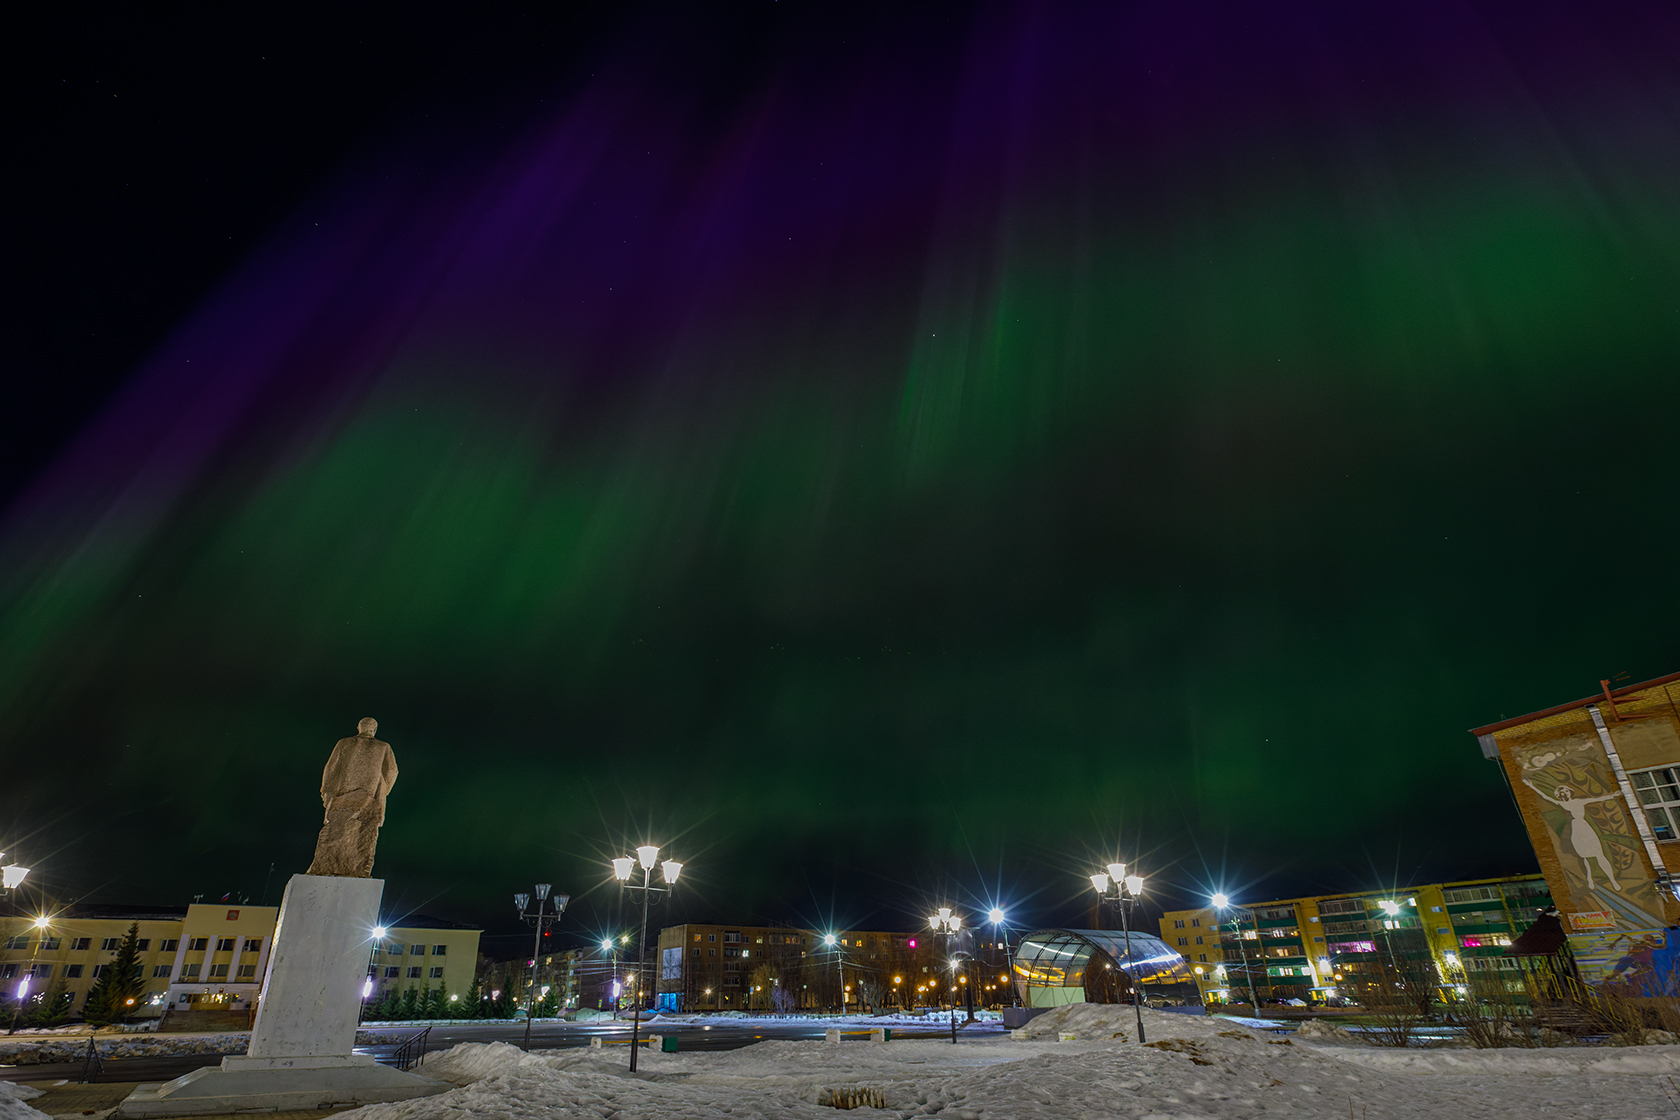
[611,845,683,1072]
[928,908,962,1044]
[0,854,29,897]
[1213,894,1261,1016]
[987,908,1017,1008]
[514,885,570,1052]
[822,934,846,1015]
[1091,864,1147,1044]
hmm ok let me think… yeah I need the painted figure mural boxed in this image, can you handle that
[1512,732,1663,931]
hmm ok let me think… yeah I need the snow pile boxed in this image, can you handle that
[1008,1002,1229,1042]
[0,1083,49,1120]
[341,1013,1680,1120]
[1291,1018,1363,1045]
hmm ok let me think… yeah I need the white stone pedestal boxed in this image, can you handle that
[116,875,448,1117]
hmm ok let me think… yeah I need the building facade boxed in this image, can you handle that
[1,902,480,1019]
[654,924,984,1012]
[1472,670,1680,989]
[1158,873,1553,1005]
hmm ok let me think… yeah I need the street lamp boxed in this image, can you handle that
[611,844,683,1072]
[514,884,570,1052]
[822,933,848,1015]
[929,908,962,1044]
[986,907,1017,1008]
[1091,864,1147,1044]
[1212,893,1262,1016]
[0,854,29,893]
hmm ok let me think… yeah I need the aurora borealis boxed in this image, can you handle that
[5,1,1677,939]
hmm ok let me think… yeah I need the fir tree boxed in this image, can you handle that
[24,971,72,1027]
[83,923,145,1026]
[423,985,447,1020]
[460,975,483,1020]
[398,986,420,1020]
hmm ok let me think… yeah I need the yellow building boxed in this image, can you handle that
[1,901,480,1021]
[1472,670,1680,987]
[1158,872,1551,1006]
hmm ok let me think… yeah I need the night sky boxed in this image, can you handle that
[5,1,1677,952]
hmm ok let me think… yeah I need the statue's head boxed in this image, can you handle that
[358,717,378,737]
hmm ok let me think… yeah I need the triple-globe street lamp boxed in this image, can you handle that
[611,845,683,1072]
[514,884,570,1052]
[1090,863,1147,1044]
[928,907,963,1044]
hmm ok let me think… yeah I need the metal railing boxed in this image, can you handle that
[391,1026,432,1071]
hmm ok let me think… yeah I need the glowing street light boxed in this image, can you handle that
[610,843,684,1072]
[929,907,964,1044]
[1091,863,1147,1044]
[986,907,1017,1009]
[1213,894,1261,1016]
[0,854,29,892]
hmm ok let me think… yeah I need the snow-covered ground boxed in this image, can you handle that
[0,1030,407,1065]
[315,1003,1680,1120]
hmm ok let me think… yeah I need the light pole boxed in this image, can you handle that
[987,908,1017,1008]
[1213,894,1261,1015]
[822,934,846,1015]
[928,908,962,1044]
[514,885,570,1052]
[611,845,683,1072]
[1091,863,1147,1044]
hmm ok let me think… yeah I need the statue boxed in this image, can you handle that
[306,718,399,877]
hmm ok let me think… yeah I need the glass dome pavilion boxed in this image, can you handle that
[1011,928,1199,1007]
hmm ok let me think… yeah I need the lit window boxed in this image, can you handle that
[1631,768,1680,840]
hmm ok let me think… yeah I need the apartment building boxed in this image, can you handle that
[655,923,930,1012]
[1157,873,1552,1005]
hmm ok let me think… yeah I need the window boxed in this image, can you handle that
[209,964,229,978]
[160,939,179,952]
[1198,953,1207,962]
[39,937,61,950]
[430,967,444,979]
[0,965,15,979]
[708,949,715,957]
[101,938,121,951]
[188,938,208,952]
[693,934,702,942]
[153,965,172,978]
[237,965,257,979]
[385,967,400,978]
[1176,937,1188,946]
[181,963,201,978]
[92,964,109,978]
[31,965,51,978]
[1195,937,1204,945]
[406,967,422,979]
[410,945,425,956]
[1173,920,1185,929]
[432,945,446,956]
[65,965,85,979]
[244,939,262,953]
[1632,768,1680,840]
[385,943,403,955]
[216,938,236,952]
[1191,918,1200,927]
[71,938,92,951]
[136,939,150,951]
[708,934,716,942]
[2,937,28,950]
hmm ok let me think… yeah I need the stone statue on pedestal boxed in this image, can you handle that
[306,718,399,878]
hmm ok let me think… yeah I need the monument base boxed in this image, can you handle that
[114,1053,449,1117]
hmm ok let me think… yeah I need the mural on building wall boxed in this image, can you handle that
[1512,732,1665,931]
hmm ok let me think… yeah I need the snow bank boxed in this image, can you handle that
[0,1083,49,1120]
[341,1012,1675,1120]
[0,1030,405,1065]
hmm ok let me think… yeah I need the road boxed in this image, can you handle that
[0,1017,1008,1085]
